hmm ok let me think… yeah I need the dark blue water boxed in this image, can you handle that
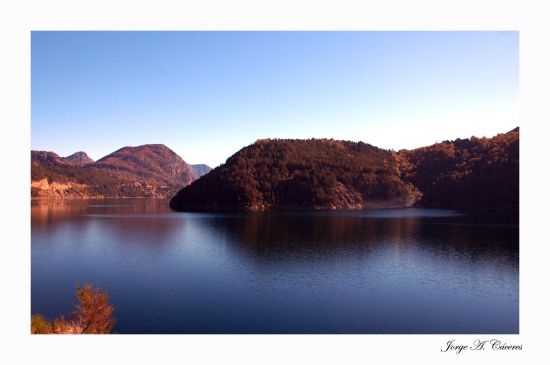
[31,199,519,334]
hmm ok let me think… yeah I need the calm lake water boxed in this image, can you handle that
[31,199,519,334]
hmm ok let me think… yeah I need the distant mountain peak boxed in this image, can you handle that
[110,143,171,152]
[93,143,195,187]
[190,164,212,178]
[31,150,65,164]
[65,151,94,165]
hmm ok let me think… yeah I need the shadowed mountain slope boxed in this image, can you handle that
[170,128,519,212]
[170,138,422,211]
[398,127,519,210]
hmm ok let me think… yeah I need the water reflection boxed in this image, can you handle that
[191,210,518,268]
[32,199,180,248]
[31,201,519,334]
[31,200,87,228]
[194,213,421,256]
[31,198,172,227]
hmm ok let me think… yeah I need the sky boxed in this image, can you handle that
[31,31,518,167]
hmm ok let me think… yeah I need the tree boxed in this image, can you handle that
[31,314,54,334]
[31,284,115,334]
[72,284,116,334]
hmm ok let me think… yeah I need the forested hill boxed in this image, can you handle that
[169,139,422,211]
[170,128,519,212]
[398,127,519,210]
[31,144,199,199]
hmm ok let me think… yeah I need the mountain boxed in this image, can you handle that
[31,150,93,166]
[31,128,519,207]
[398,127,519,210]
[65,151,94,165]
[31,151,67,165]
[169,138,422,211]
[31,144,196,199]
[93,144,195,188]
[31,153,125,199]
[190,164,212,178]
[170,128,519,212]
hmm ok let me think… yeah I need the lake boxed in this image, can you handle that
[31,199,519,334]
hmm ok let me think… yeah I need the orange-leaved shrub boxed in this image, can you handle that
[31,284,115,334]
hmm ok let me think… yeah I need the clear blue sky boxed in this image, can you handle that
[31,31,518,167]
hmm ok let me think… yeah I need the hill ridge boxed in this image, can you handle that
[170,128,519,211]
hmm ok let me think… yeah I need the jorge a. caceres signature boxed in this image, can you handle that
[441,339,523,354]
